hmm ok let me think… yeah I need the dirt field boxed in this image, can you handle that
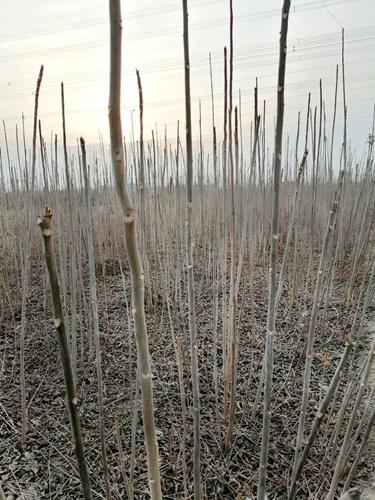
[1,253,373,499]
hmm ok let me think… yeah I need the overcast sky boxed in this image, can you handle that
[1,0,375,158]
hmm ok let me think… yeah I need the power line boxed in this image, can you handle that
[0,0,357,58]
[1,24,374,86]
[1,37,374,112]
[0,0,227,44]
[320,0,344,28]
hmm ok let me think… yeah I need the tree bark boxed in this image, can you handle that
[38,207,92,500]
[108,1,162,498]
[182,1,201,498]
[258,2,291,498]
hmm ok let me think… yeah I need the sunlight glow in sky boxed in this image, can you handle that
[1,0,375,156]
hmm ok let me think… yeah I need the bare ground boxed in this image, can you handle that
[0,255,374,499]
[360,317,375,500]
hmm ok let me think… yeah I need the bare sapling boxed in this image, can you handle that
[327,337,375,498]
[108,0,162,498]
[19,64,44,449]
[257,2,291,498]
[292,171,344,477]
[80,138,111,499]
[343,385,375,492]
[275,150,308,310]
[222,45,229,422]
[136,69,146,245]
[288,340,353,499]
[182,0,201,497]
[225,0,238,450]
[61,82,78,380]
[37,207,92,500]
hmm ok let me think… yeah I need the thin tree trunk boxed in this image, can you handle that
[108,1,162,498]
[61,82,78,381]
[38,207,92,500]
[80,138,111,499]
[257,2,291,498]
[288,341,353,499]
[225,0,238,450]
[275,149,308,310]
[19,65,44,449]
[293,175,343,476]
[182,1,201,498]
